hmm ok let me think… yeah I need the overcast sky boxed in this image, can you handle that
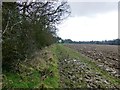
[57,1,118,41]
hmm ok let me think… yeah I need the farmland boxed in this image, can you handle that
[55,44,120,88]
[3,44,120,88]
[65,44,120,78]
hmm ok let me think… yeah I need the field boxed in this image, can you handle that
[65,44,120,78]
[3,44,120,88]
[55,44,120,88]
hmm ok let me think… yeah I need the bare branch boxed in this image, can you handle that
[3,20,9,35]
[10,21,22,31]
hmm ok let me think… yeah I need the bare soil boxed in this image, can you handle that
[65,44,120,78]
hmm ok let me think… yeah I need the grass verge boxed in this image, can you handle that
[2,45,60,88]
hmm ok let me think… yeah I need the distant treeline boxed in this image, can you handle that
[60,39,120,45]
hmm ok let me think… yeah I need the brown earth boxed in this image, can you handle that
[65,44,120,78]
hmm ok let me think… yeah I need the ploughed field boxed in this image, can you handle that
[65,44,120,78]
[55,44,120,88]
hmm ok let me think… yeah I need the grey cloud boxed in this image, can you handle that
[68,2,118,17]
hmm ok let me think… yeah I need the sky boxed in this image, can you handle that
[57,1,119,41]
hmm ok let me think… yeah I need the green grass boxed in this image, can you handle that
[3,44,60,88]
[45,44,60,88]
[3,70,41,88]
[3,44,120,88]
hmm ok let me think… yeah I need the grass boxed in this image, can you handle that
[46,45,60,88]
[43,45,60,88]
[3,70,41,88]
[3,44,120,88]
[3,44,60,88]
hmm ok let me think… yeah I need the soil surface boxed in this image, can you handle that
[65,44,120,78]
[58,58,118,88]
[55,44,120,88]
